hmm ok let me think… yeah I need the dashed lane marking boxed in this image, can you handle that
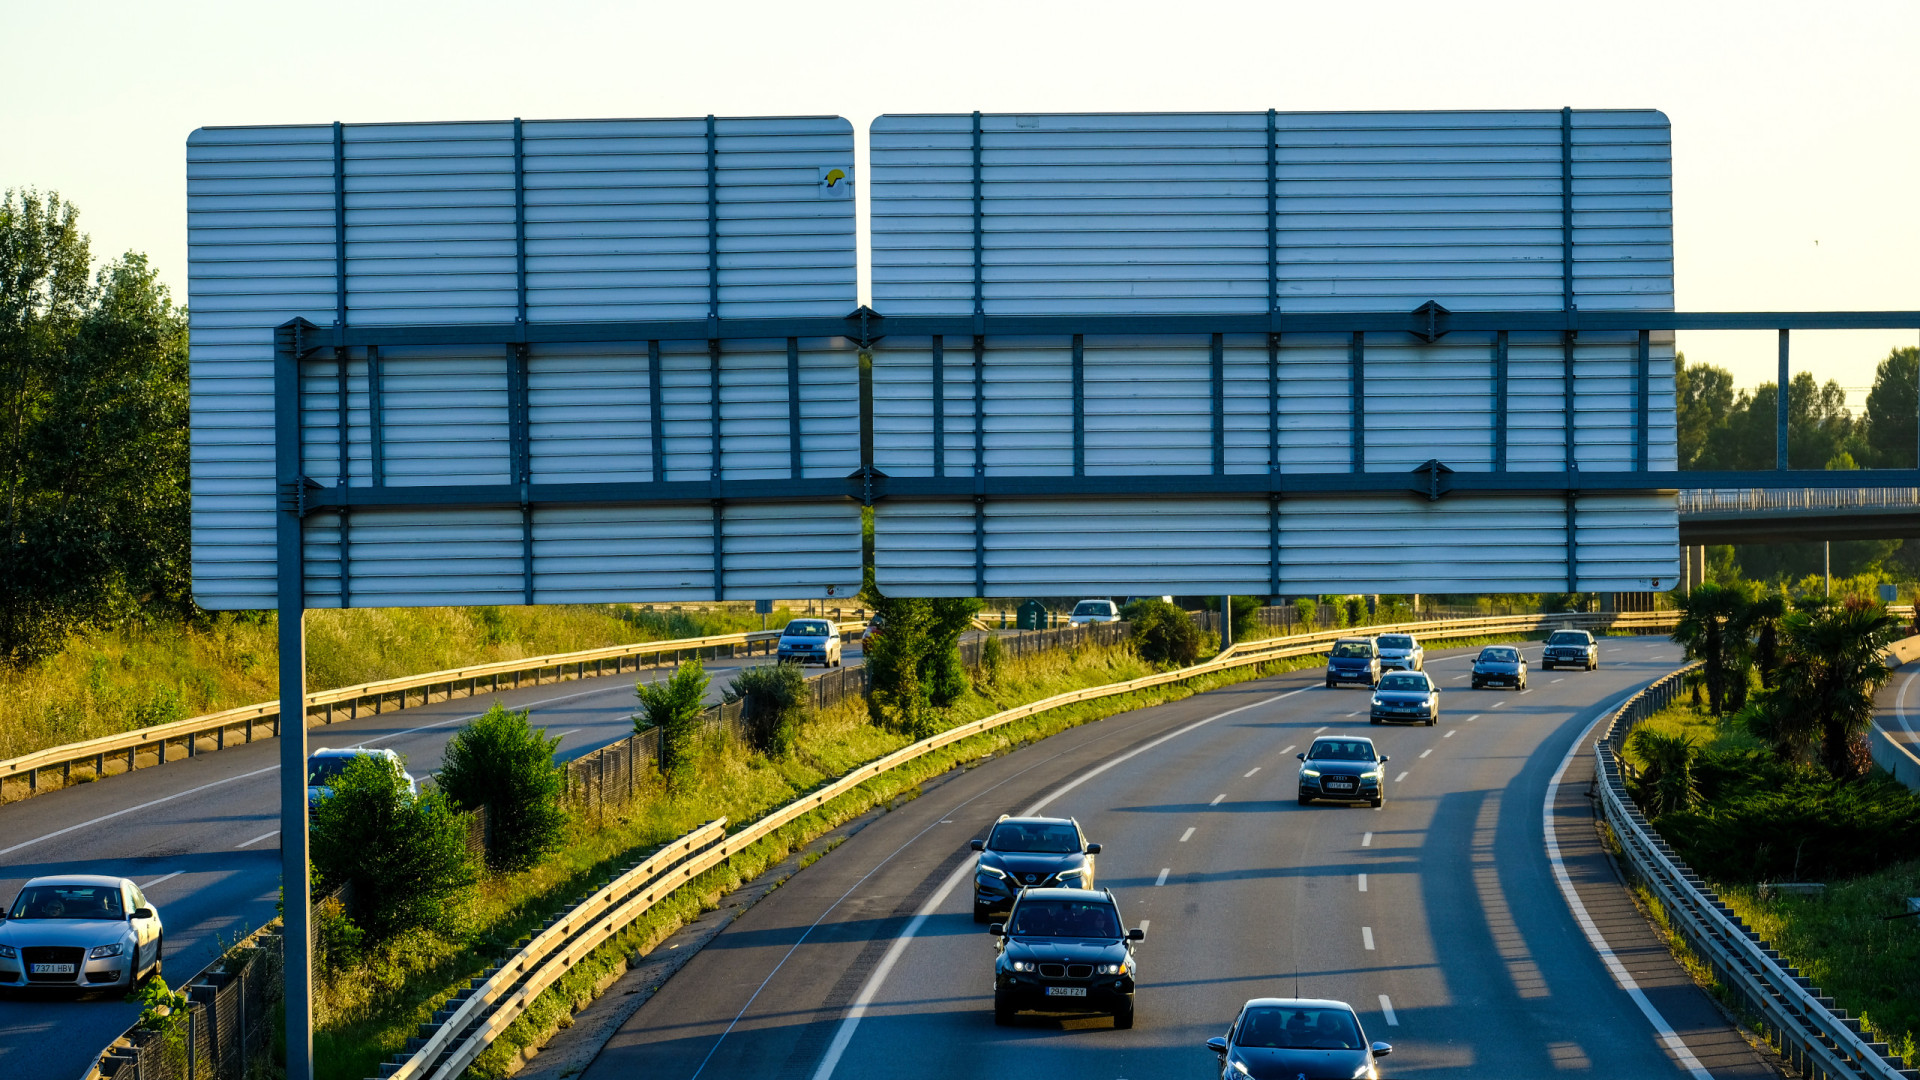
[1361,832,1372,847]
[1358,873,1368,892]
[1379,994,1398,1025]
[1444,730,1455,738]
[1155,868,1171,886]
[235,830,279,849]
[1244,767,1261,778]
[1180,828,1195,842]
[1419,749,1433,759]
[1210,793,1226,805]
[1279,745,1296,756]
[0,764,281,859]
[1394,771,1408,783]
[1362,926,1375,950]
[1316,726,1330,732]
[140,871,183,891]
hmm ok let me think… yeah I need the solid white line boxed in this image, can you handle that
[1362,926,1375,950]
[1394,771,1408,783]
[1180,827,1196,842]
[1357,873,1368,892]
[1209,793,1226,806]
[1244,767,1261,778]
[0,764,281,858]
[1378,994,1398,1025]
[1361,832,1372,847]
[1316,725,1330,732]
[1444,730,1455,738]
[234,830,279,849]
[351,683,618,748]
[1419,749,1433,759]
[1155,868,1171,886]
[140,871,183,890]
[1543,693,1714,1080]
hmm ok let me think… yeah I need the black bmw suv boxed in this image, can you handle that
[970,816,1100,921]
[990,888,1143,1028]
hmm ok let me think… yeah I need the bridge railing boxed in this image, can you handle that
[1678,486,1920,515]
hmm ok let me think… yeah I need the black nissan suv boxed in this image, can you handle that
[971,816,1100,921]
[990,887,1143,1028]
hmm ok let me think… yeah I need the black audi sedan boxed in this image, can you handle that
[970,816,1100,921]
[990,888,1142,1028]
[1470,644,1528,690]
[1297,736,1389,808]
[1205,997,1392,1079]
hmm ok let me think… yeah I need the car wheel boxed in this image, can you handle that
[1426,713,1436,727]
[1369,716,1380,725]
[1471,679,1483,689]
[1589,660,1597,671]
[973,905,990,924]
[1298,795,1313,806]
[1371,795,1384,808]
[1113,995,1135,1029]
[1325,679,1335,689]
[994,993,1016,1026]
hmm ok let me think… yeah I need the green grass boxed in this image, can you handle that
[0,604,801,762]
[1616,700,1768,773]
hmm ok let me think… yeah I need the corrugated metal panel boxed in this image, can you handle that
[344,509,526,607]
[1277,495,1573,594]
[528,343,655,484]
[532,505,714,602]
[723,502,864,598]
[1575,494,1681,590]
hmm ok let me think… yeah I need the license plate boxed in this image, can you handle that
[1044,986,1087,997]
[31,963,75,975]
[1326,781,1354,791]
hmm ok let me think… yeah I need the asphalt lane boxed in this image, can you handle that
[580,637,1772,1079]
[0,645,860,1080]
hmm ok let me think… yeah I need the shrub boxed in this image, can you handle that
[1655,772,1920,883]
[1204,596,1260,644]
[1122,598,1201,667]
[1628,727,1700,816]
[1293,597,1317,632]
[864,596,981,736]
[725,662,809,758]
[637,660,711,787]
[977,632,1007,685]
[437,703,569,872]
[309,755,477,942]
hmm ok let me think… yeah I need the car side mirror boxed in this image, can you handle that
[970,839,984,851]
[1295,753,1305,761]
[1206,1036,1229,1054]
[988,923,1006,937]
[1128,926,1145,941]
[132,907,153,920]
[1085,843,1102,855]
[1371,1041,1393,1057]
[1379,756,1390,763]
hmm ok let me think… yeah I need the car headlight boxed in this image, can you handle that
[1301,768,1320,777]
[90,943,124,959]
[1056,865,1087,879]
[1362,768,1383,779]
[0,944,15,959]
[1370,697,1383,707]
[1231,1060,1255,1077]
[977,865,1008,880]
[1009,960,1034,972]
[1096,962,1126,975]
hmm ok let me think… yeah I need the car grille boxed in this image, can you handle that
[1039,963,1065,978]
[1067,964,1092,978]
[23,946,83,983]
[1035,963,1093,980]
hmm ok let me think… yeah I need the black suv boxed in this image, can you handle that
[970,816,1100,922]
[1541,629,1599,671]
[990,888,1143,1028]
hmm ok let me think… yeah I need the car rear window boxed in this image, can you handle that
[784,620,832,637]
[9,884,125,920]
[1480,647,1519,662]
[1330,642,1372,658]
[1547,631,1590,645]
[1378,673,1427,691]
[989,822,1082,854]
[1072,601,1112,615]
[1008,899,1120,938]
[1235,1005,1363,1050]
[308,752,393,785]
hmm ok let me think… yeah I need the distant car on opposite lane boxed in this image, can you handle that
[776,618,842,667]
[1324,637,1380,688]
[1375,633,1424,671]
[1370,670,1439,726]
[990,887,1143,1028]
[1542,629,1599,671]
[307,747,416,808]
[1205,997,1393,1079]
[0,875,164,993]
[1470,645,1529,690]
[1069,599,1121,625]
[971,816,1100,920]
[1297,736,1390,807]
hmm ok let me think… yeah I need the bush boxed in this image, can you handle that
[1204,596,1260,644]
[1122,598,1202,667]
[436,703,569,872]
[1293,597,1317,631]
[725,662,809,758]
[977,632,1007,686]
[864,596,981,736]
[637,660,711,787]
[309,755,478,942]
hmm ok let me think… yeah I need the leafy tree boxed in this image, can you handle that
[725,661,808,758]
[636,660,711,787]
[1203,596,1259,645]
[1292,597,1317,632]
[309,754,477,941]
[1122,597,1201,667]
[1628,727,1700,816]
[1861,346,1918,468]
[863,594,981,737]
[1739,590,1789,689]
[1756,596,1903,778]
[437,703,569,872]
[1671,584,1749,716]
[0,191,189,665]
[1692,373,1858,472]
[1674,354,1736,470]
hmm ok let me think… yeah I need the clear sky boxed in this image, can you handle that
[5,0,1915,398]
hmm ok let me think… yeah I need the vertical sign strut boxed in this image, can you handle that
[1266,108,1279,320]
[786,337,802,480]
[971,112,986,577]
[973,336,986,481]
[1561,107,1577,474]
[709,340,723,483]
[706,115,720,335]
[971,111,984,335]
[1637,329,1651,471]
[1777,329,1790,469]
[648,341,665,484]
[514,117,527,338]
[1211,333,1225,476]
[1072,334,1085,477]
[1494,331,1509,472]
[974,497,986,597]
[367,345,383,487]
[1265,107,1281,599]
[274,323,313,1080]
[712,500,725,600]
[1350,332,1365,473]
[510,344,532,605]
[932,337,945,478]
[1268,495,1281,599]
[1267,334,1280,474]
[333,122,346,331]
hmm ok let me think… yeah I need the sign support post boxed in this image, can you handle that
[275,323,314,1080]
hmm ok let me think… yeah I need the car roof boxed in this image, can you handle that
[21,874,128,889]
[1333,636,1374,643]
[1309,734,1377,746]
[1012,887,1110,902]
[993,815,1075,826]
[310,746,396,759]
[1241,996,1355,1011]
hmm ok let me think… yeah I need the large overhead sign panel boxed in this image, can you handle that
[867,110,1680,595]
[188,116,863,609]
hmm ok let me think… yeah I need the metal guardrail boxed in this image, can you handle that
[380,608,1678,1080]
[1678,487,1920,515]
[1595,666,1919,1080]
[0,621,866,803]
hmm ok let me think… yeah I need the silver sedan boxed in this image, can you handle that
[0,875,164,993]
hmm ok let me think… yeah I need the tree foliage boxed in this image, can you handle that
[864,594,982,738]
[1627,727,1700,816]
[1122,597,1202,667]
[436,703,569,872]
[725,661,808,758]
[1672,583,1748,716]
[309,754,478,941]
[0,190,189,666]
[636,660,711,787]
[1749,596,1903,778]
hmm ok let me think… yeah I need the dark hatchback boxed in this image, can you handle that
[1324,638,1380,688]
[990,888,1143,1028]
[971,817,1100,921]
[1297,736,1389,808]
[1205,997,1393,1080]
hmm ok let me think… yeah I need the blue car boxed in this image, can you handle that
[1324,638,1380,688]
[1298,736,1390,808]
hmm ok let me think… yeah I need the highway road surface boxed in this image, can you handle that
[0,643,862,1080]
[564,636,1778,1080]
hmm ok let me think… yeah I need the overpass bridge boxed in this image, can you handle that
[1677,486,1920,544]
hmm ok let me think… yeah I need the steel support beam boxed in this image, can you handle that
[367,345,384,487]
[1349,332,1365,473]
[787,337,803,480]
[1211,332,1226,475]
[648,340,665,484]
[274,322,314,1080]
[1778,328,1791,470]
[1494,331,1509,472]
[1073,333,1086,476]
[1637,329,1651,471]
[932,336,945,478]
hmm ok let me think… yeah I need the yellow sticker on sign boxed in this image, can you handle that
[818,166,853,199]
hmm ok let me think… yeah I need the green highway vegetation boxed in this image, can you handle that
[1622,583,1920,1062]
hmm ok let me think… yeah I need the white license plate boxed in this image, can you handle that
[1044,986,1087,997]
[1326,782,1355,790]
[31,963,75,975]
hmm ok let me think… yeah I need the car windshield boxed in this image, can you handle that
[1378,674,1427,692]
[1309,740,1375,761]
[1377,635,1414,649]
[1330,642,1372,659]
[1480,648,1519,662]
[1072,601,1109,615]
[1548,631,1589,645]
[784,621,831,637]
[989,822,1082,854]
[1235,1006,1364,1050]
[9,884,125,921]
[308,753,389,785]
[1008,899,1121,938]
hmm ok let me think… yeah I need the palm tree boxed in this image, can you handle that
[1740,591,1789,690]
[1767,596,1904,778]
[1627,727,1700,816]
[1671,584,1749,715]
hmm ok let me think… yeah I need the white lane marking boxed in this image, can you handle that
[1450,674,1470,681]
[1279,745,1296,756]
[1606,647,1622,653]
[1379,994,1398,1025]
[1444,730,1456,738]
[352,683,619,748]
[140,871,183,890]
[0,764,281,858]
[1209,793,1226,806]
[1346,712,1360,718]
[1155,868,1171,886]
[812,685,1311,1080]
[1180,828,1196,842]
[1521,688,1534,695]
[1316,725,1331,732]
[1361,832,1372,847]
[1394,771,1408,783]
[1544,692,1714,1080]
[1137,919,1150,933]
[1357,873,1368,892]
[235,830,279,849]
[1898,669,1920,742]
[1244,767,1261,778]
[1362,926,1375,950]
[551,728,582,741]
[1552,678,1566,684]
[1492,701,1506,709]
[1419,748,1433,759]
